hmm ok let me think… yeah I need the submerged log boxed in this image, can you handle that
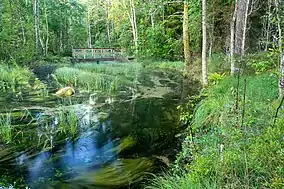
[55,86,75,97]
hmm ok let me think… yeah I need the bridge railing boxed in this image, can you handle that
[72,48,125,60]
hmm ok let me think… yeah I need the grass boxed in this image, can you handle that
[0,113,12,144]
[145,61,184,71]
[0,64,46,93]
[57,107,79,137]
[148,72,284,189]
[53,63,142,93]
[145,172,217,189]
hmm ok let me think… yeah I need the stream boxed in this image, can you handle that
[0,64,200,189]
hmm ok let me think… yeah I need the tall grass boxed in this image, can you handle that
[148,73,283,189]
[0,64,45,93]
[0,113,12,144]
[57,107,79,136]
[145,61,184,71]
[146,173,217,189]
[53,63,142,93]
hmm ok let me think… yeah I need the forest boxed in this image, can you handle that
[0,0,284,188]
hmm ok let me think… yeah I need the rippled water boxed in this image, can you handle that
[0,67,200,189]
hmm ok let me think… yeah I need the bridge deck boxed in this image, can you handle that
[71,48,129,62]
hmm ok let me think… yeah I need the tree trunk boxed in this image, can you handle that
[241,0,250,56]
[34,0,39,55]
[87,8,92,48]
[149,0,155,28]
[235,0,249,55]
[16,0,26,44]
[44,0,48,55]
[130,0,138,54]
[202,0,208,86]
[183,1,190,71]
[275,0,284,97]
[230,1,238,75]
[265,0,272,51]
[105,1,111,46]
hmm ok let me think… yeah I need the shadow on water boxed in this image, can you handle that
[0,68,201,189]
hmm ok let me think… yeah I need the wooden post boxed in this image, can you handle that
[91,48,94,59]
[83,49,86,59]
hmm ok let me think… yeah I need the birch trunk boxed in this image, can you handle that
[241,0,250,56]
[130,0,138,54]
[44,0,48,55]
[230,1,238,75]
[34,0,39,55]
[87,9,92,48]
[202,0,208,86]
[265,0,272,51]
[16,0,26,44]
[122,0,138,53]
[235,0,248,55]
[183,1,190,70]
[275,0,284,97]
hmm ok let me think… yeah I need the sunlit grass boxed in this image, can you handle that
[53,63,142,93]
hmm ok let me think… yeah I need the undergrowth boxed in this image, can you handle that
[0,64,45,93]
[148,72,284,189]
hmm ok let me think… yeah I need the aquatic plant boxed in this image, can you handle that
[57,107,79,137]
[0,113,12,144]
[0,64,46,93]
[68,109,78,136]
[53,63,142,94]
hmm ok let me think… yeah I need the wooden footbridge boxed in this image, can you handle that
[71,48,132,63]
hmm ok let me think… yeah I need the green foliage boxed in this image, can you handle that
[146,61,184,71]
[53,63,141,93]
[57,107,79,137]
[247,52,278,74]
[0,64,46,93]
[208,73,226,85]
[0,113,12,144]
[146,172,217,189]
[208,53,229,73]
[151,73,282,188]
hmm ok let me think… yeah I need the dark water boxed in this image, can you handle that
[0,68,200,189]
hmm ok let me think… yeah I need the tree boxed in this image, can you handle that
[274,0,284,97]
[230,0,238,75]
[202,0,208,86]
[34,0,39,55]
[183,1,190,71]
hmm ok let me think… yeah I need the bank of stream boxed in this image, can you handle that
[0,62,200,189]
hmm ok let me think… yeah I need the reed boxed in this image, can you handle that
[0,113,12,144]
[53,63,142,94]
